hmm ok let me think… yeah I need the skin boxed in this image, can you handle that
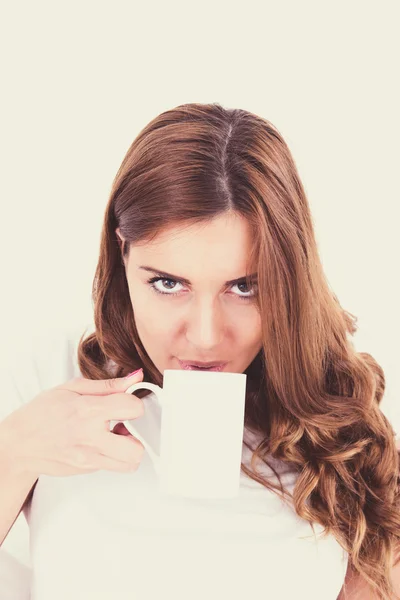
[115,212,263,376]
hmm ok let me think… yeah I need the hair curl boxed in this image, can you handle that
[77,102,400,599]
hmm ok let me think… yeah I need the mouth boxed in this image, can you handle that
[177,359,228,372]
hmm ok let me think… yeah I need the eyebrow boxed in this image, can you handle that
[138,266,258,287]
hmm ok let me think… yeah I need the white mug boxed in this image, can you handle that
[118,369,247,499]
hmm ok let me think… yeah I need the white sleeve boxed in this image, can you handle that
[0,548,31,600]
[0,323,91,425]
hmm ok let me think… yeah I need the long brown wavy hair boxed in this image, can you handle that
[77,102,400,599]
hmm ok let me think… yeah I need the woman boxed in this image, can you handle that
[1,102,399,599]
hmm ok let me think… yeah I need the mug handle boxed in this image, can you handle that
[122,381,164,474]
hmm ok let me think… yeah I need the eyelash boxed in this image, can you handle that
[146,276,257,302]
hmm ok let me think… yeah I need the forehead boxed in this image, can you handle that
[131,214,253,278]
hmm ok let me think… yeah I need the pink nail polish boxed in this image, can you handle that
[124,368,143,379]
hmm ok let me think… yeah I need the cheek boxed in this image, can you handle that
[143,314,174,339]
[238,309,262,338]
[133,296,175,340]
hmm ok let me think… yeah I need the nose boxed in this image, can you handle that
[185,296,224,350]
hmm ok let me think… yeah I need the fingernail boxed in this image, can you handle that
[124,368,143,379]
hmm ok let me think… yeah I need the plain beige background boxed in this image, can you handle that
[0,0,399,571]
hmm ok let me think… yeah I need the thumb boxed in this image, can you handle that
[56,367,144,396]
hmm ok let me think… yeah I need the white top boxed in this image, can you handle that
[1,324,348,600]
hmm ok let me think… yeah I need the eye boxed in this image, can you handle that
[230,282,257,300]
[147,277,185,296]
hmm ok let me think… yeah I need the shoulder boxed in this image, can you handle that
[1,321,94,412]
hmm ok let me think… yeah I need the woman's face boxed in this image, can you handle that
[116,213,263,374]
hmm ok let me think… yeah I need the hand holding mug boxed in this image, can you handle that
[0,369,146,477]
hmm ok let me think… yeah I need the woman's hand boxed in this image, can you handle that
[0,369,146,477]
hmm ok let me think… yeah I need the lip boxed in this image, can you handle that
[177,359,228,371]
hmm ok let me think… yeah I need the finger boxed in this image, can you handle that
[93,454,141,473]
[55,370,144,397]
[35,455,138,475]
[96,430,145,466]
[72,454,141,473]
[83,392,146,422]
